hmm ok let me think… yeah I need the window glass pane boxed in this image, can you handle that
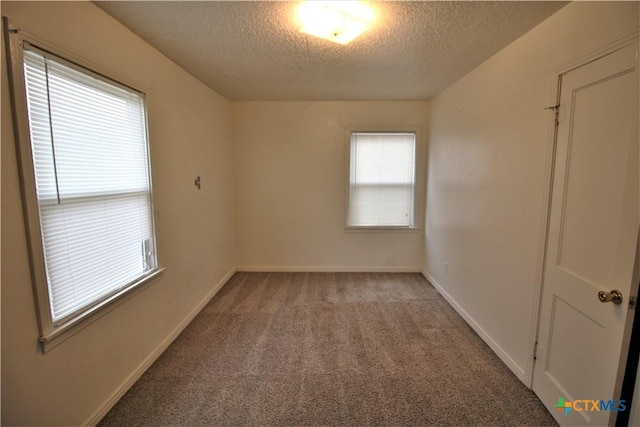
[348,132,416,227]
[23,49,157,324]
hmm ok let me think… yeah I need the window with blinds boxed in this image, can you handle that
[21,46,158,327]
[347,132,417,228]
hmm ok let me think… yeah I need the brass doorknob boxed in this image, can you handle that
[598,290,623,305]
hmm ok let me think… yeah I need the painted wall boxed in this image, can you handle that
[1,2,235,425]
[233,101,429,271]
[424,1,639,384]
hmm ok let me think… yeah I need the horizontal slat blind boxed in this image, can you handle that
[22,48,156,324]
[348,132,416,227]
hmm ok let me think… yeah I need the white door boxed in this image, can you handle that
[533,41,639,426]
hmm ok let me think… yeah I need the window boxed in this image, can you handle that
[7,32,161,350]
[347,131,417,228]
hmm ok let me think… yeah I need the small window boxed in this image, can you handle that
[7,34,161,349]
[347,131,417,228]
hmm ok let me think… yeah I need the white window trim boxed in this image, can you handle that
[344,126,424,232]
[3,19,164,352]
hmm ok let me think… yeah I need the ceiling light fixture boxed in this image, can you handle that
[296,1,375,45]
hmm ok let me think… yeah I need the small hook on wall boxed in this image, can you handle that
[194,175,201,190]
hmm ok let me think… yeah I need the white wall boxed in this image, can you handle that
[1,2,235,425]
[233,101,429,271]
[424,1,639,383]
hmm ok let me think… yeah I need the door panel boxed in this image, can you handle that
[558,70,636,286]
[546,297,605,410]
[533,41,639,426]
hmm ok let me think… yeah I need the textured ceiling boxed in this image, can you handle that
[95,1,567,101]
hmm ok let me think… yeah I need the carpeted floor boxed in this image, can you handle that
[99,272,557,426]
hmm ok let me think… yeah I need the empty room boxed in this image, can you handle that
[1,1,639,426]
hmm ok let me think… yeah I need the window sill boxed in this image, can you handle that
[38,267,165,353]
[344,226,421,233]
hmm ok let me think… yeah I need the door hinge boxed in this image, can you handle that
[533,341,538,360]
[545,104,562,124]
[545,104,564,125]
[629,296,637,310]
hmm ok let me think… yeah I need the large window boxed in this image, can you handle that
[347,131,417,228]
[7,32,161,350]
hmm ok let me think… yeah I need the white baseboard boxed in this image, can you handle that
[421,270,526,383]
[85,267,236,426]
[237,265,422,273]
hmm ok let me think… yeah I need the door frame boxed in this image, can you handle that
[616,236,640,427]
[527,29,640,393]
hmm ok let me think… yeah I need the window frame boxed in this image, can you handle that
[4,19,164,352]
[344,126,423,232]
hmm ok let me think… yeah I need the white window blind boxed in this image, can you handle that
[22,47,157,325]
[348,132,416,227]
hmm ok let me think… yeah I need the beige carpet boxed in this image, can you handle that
[99,272,557,426]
